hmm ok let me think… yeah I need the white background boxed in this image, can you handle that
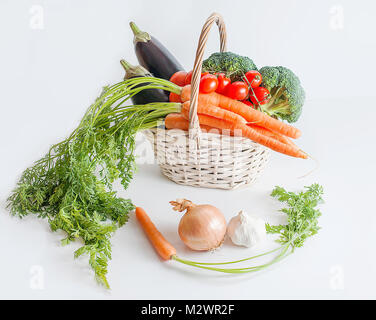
[0,0,375,299]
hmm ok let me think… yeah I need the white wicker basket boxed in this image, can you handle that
[144,13,270,190]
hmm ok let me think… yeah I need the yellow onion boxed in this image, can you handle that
[170,199,227,251]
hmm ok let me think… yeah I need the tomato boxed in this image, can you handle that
[199,74,218,93]
[184,71,193,85]
[170,71,187,87]
[241,99,259,109]
[243,70,262,88]
[169,92,181,102]
[225,81,248,100]
[216,73,231,94]
[249,87,270,105]
[240,99,252,106]
[184,71,209,85]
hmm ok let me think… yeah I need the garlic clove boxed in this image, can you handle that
[227,210,266,248]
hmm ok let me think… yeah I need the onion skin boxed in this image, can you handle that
[177,204,227,251]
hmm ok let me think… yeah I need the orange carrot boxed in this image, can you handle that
[181,109,306,159]
[180,85,301,139]
[165,113,189,130]
[135,207,177,261]
[182,101,246,125]
[165,113,214,132]
[239,124,307,158]
[181,109,240,132]
[166,114,296,147]
[249,124,296,147]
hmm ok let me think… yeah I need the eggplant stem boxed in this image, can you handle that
[120,59,133,71]
[129,21,151,43]
[129,21,142,35]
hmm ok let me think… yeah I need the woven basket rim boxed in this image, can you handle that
[144,127,265,148]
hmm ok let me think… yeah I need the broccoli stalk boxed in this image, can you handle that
[259,66,305,123]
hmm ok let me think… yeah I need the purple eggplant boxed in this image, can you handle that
[130,22,184,80]
[120,59,169,105]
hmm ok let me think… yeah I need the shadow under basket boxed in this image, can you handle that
[143,128,270,190]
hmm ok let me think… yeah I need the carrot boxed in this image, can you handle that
[237,124,306,158]
[169,92,181,103]
[135,207,177,261]
[249,124,296,147]
[181,109,239,132]
[181,109,306,159]
[182,101,246,125]
[180,85,301,139]
[167,113,296,147]
[164,113,214,132]
[165,113,189,130]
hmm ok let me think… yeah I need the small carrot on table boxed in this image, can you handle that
[135,207,176,260]
[180,85,301,139]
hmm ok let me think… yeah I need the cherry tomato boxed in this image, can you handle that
[184,71,193,85]
[241,99,259,109]
[225,81,249,100]
[240,99,252,106]
[170,71,187,87]
[169,92,181,102]
[216,73,231,94]
[199,74,218,93]
[243,70,262,88]
[249,87,270,105]
[184,71,209,85]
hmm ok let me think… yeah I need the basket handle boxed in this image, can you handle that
[188,13,227,140]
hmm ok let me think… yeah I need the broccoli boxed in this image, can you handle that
[258,66,305,123]
[202,52,257,82]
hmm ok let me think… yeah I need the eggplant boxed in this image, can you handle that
[120,59,169,105]
[130,22,184,80]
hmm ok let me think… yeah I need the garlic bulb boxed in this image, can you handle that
[227,210,266,247]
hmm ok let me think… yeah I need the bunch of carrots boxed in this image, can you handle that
[164,84,307,159]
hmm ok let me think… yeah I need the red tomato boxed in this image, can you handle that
[240,99,252,106]
[199,74,218,93]
[225,81,249,100]
[216,73,231,94]
[249,87,270,105]
[184,71,209,85]
[184,71,193,85]
[241,99,259,109]
[243,70,262,88]
[170,71,187,87]
[169,92,181,102]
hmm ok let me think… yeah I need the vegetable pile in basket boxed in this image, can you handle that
[164,52,307,159]
[8,18,314,289]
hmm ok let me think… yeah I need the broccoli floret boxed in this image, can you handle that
[202,52,257,81]
[259,66,305,123]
